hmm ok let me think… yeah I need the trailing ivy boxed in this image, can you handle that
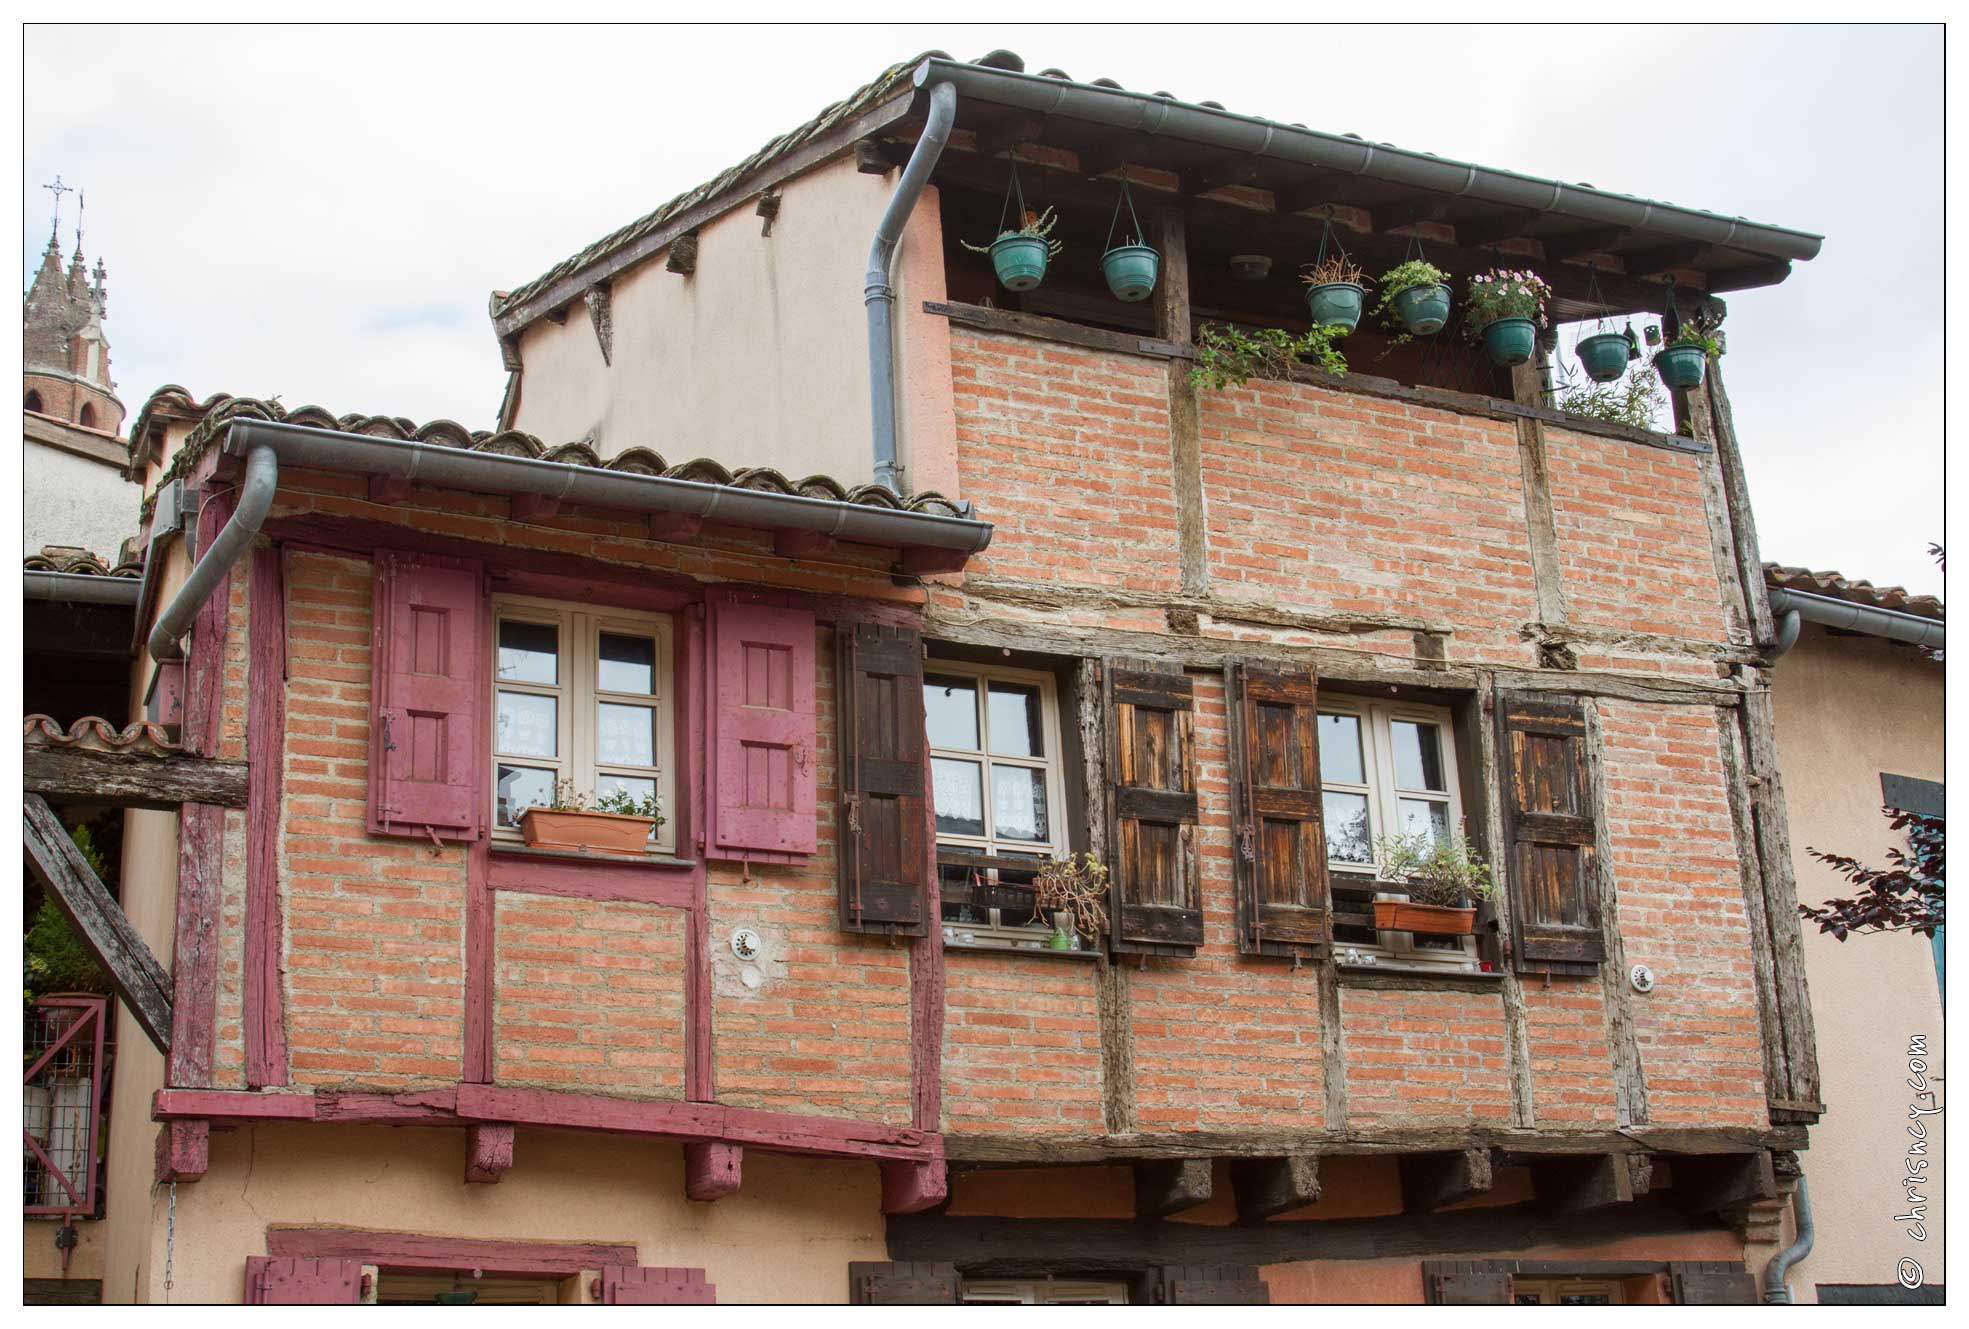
[1189,322,1348,391]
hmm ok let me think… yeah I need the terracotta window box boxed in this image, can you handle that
[1372,898,1479,937]
[518,808,656,857]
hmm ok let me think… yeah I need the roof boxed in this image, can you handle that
[1765,564,1943,621]
[24,546,143,578]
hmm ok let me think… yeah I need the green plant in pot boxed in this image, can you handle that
[1032,853,1110,949]
[1653,324,1721,390]
[1463,268,1552,366]
[961,206,1062,293]
[1370,827,1497,936]
[1188,321,1349,391]
[1301,254,1369,332]
[1372,259,1453,338]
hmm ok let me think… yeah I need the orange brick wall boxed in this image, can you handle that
[941,951,1104,1134]
[1597,700,1767,1126]
[1521,980,1619,1125]
[1339,986,1514,1128]
[492,892,687,1098]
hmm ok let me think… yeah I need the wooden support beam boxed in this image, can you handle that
[583,283,613,367]
[24,745,250,811]
[1135,1158,1214,1219]
[665,234,699,275]
[1622,240,1713,276]
[1671,1151,1776,1215]
[685,1142,742,1202]
[1369,194,1458,233]
[1072,135,1153,180]
[1270,177,1352,218]
[1530,1154,1635,1213]
[648,513,704,543]
[154,1120,208,1184]
[1182,154,1265,198]
[510,493,562,523]
[1452,208,1543,248]
[1230,1154,1321,1223]
[972,115,1048,160]
[24,793,175,1052]
[855,138,903,175]
[773,529,836,560]
[1539,226,1632,262]
[881,1158,948,1215]
[1706,260,1791,294]
[898,547,970,576]
[368,475,413,504]
[465,1124,515,1184]
[755,189,781,237]
[1399,1149,1494,1213]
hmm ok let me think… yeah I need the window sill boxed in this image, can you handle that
[488,841,693,870]
[942,939,1100,961]
[1338,963,1502,993]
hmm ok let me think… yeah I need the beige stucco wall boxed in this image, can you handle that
[23,1217,106,1283]
[126,1123,887,1305]
[510,159,952,494]
[1770,621,1944,1301]
[24,438,140,561]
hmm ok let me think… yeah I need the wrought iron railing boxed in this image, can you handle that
[24,994,109,1218]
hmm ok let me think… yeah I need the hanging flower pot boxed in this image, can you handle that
[1463,268,1552,367]
[1392,283,1452,336]
[1101,244,1160,302]
[1305,280,1366,331]
[1479,317,1538,366]
[1653,329,1719,390]
[1371,259,1453,343]
[989,233,1052,291]
[1576,331,1630,384]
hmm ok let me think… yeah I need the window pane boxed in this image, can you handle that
[597,702,656,767]
[596,775,659,838]
[1392,719,1446,791]
[497,620,558,684]
[925,674,980,750]
[987,681,1044,757]
[1324,790,1372,863]
[1399,797,1450,844]
[598,631,657,694]
[496,764,556,828]
[991,766,1049,842]
[496,691,557,757]
[932,758,984,836]
[1319,713,1365,784]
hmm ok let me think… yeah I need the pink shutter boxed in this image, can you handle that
[601,1266,717,1304]
[707,595,817,858]
[245,1256,365,1304]
[368,554,485,841]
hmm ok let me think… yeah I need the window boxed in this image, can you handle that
[1512,1278,1624,1305]
[961,1279,1131,1305]
[491,596,675,853]
[24,390,43,414]
[1320,698,1477,971]
[77,402,96,429]
[924,660,1070,948]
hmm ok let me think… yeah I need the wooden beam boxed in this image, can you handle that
[1539,226,1632,262]
[665,234,699,275]
[24,745,250,811]
[1230,1154,1321,1223]
[465,1123,515,1184]
[1182,154,1265,198]
[1621,241,1713,276]
[1530,1154,1635,1213]
[1452,208,1543,248]
[1072,135,1153,180]
[154,1120,208,1184]
[1135,1158,1213,1219]
[881,1159,949,1215]
[972,115,1048,160]
[648,513,704,543]
[774,529,836,560]
[1671,1151,1776,1215]
[1369,194,1457,234]
[1583,701,1650,1126]
[685,1142,742,1202]
[1706,260,1791,294]
[510,493,562,523]
[854,138,900,175]
[1399,1149,1494,1213]
[24,793,174,1052]
[244,546,289,1089]
[368,475,412,504]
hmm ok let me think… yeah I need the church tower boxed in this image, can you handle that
[23,178,124,435]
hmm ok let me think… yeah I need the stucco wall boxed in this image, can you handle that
[25,437,139,559]
[1771,622,1944,1300]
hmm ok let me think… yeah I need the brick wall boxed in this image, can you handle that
[941,951,1104,1134]
[1596,700,1767,1126]
[1340,987,1514,1129]
[492,892,687,1098]
[1521,980,1619,1125]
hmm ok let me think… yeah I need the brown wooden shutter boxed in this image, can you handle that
[1160,1265,1270,1304]
[599,1265,716,1304]
[836,622,930,936]
[1105,661,1203,954]
[368,553,486,842]
[1423,1261,1513,1304]
[848,1261,959,1304]
[1226,661,1330,959]
[1497,693,1606,972]
[1669,1262,1759,1304]
[244,1256,365,1304]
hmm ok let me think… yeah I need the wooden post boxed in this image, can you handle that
[245,545,289,1089]
[464,1124,515,1184]
[881,1159,949,1215]
[1154,207,1208,597]
[1079,659,1135,1136]
[1135,1158,1214,1219]
[684,1142,742,1202]
[1702,358,1777,645]
[1508,360,1570,628]
[1582,701,1649,1126]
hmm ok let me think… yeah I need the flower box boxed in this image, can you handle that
[518,807,655,857]
[1372,898,1479,936]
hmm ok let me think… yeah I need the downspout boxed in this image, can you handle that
[865,77,958,494]
[1768,607,1802,658]
[1762,1173,1815,1303]
[146,444,278,662]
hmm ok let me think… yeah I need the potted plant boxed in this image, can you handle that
[1301,255,1369,332]
[1653,324,1721,390]
[1102,241,1159,303]
[961,206,1062,293]
[1575,328,1632,384]
[1032,853,1109,949]
[1369,828,1497,936]
[1189,321,1349,391]
[1372,259,1453,337]
[518,779,665,856]
[1463,268,1552,366]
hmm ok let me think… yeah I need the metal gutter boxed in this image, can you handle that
[1767,586,1944,652]
[867,77,958,492]
[914,59,1822,264]
[24,570,141,607]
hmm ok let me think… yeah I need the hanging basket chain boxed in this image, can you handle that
[996,158,1031,237]
[1105,170,1147,253]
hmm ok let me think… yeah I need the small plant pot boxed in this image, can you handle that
[989,234,1051,291]
[1654,343,1709,390]
[1372,899,1479,936]
[1576,332,1630,384]
[1305,281,1366,332]
[1479,316,1538,366]
[1101,244,1160,302]
[1392,282,1452,336]
[519,808,654,857]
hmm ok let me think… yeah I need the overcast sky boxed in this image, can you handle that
[23,23,1943,595]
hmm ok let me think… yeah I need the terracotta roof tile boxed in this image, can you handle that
[1764,563,1943,621]
[24,714,182,756]
[23,546,143,578]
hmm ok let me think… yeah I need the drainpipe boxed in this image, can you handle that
[146,444,278,662]
[1769,606,1802,658]
[865,77,958,493]
[1766,586,1945,655]
[1762,1173,1815,1303]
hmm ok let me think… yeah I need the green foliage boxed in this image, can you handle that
[960,205,1064,258]
[1189,322,1348,391]
[1662,323,1723,357]
[1369,259,1452,350]
[1374,827,1497,908]
[1557,363,1666,431]
[1301,254,1368,288]
[26,826,112,1000]
[1462,268,1552,333]
[595,785,666,827]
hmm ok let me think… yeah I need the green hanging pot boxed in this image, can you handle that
[1479,316,1538,366]
[1101,244,1160,302]
[989,234,1051,292]
[1391,282,1452,336]
[1576,332,1630,384]
[1305,281,1365,332]
[1654,343,1708,390]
